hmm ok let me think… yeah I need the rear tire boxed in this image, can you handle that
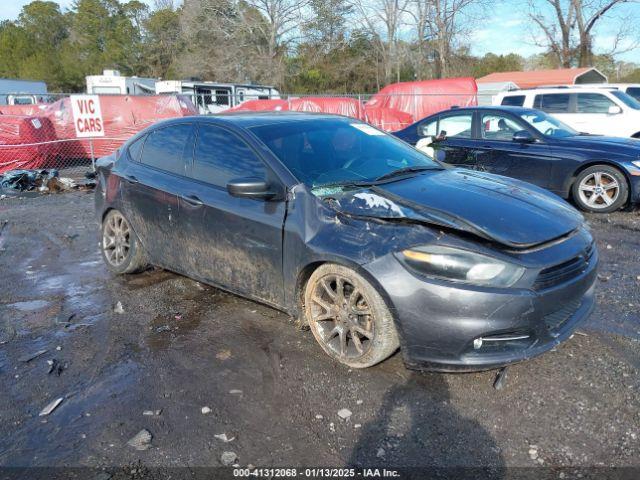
[304,264,399,368]
[572,165,628,213]
[101,209,148,274]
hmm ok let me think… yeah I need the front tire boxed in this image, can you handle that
[304,264,399,368]
[101,209,148,274]
[572,165,628,213]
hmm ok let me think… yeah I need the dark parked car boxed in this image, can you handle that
[394,106,640,213]
[96,113,597,371]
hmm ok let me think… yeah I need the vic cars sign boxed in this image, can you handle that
[70,95,105,138]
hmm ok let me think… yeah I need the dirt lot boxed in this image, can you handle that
[0,191,638,477]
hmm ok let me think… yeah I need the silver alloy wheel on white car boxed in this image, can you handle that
[102,210,132,267]
[577,171,620,210]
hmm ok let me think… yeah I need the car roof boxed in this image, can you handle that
[501,86,615,95]
[211,111,357,128]
[434,105,537,115]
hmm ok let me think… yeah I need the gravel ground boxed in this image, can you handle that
[0,191,638,477]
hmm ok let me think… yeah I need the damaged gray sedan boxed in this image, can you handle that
[95,113,597,371]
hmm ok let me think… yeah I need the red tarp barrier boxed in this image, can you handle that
[228,99,289,112]
[0,104,48,116]
[288,97,366,120]
[0,115,59,173]
[43,95,198,158]
[366,78,478,122]
[363,106,415,132]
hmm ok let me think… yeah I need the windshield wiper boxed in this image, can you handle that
[374,165,438,182]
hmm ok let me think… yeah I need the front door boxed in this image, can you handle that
[474,112,554,189]
[178,123,286,305]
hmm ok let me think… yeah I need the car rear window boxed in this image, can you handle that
[127,135,146,162]
[626,87,640,101]
[192,124,265,188]
[140,123,194,176]
[533,94,571,113]
[501,95,525,107]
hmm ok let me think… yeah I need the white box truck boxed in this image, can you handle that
[86,70,157,95]
[155,80,280,114]
[0,78,48,105]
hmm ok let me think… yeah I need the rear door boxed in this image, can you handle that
[432,112,477,167]
[474,111,554,188]
[178,122,286,305]
[118,123,194,267]
[532,93,575,129]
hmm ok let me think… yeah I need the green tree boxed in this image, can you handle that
[472,53,524,78]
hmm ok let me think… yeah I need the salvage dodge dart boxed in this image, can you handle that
[95,113,598,371]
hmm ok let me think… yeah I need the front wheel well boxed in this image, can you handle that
[567,161,630,197]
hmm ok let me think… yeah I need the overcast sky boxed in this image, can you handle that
[1,0,638,63]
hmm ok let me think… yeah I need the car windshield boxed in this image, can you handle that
[250,119,441,190]
[519,111,578,138]
[610,90,640,110]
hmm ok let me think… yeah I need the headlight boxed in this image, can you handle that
[400,246,525,287]
[631,160,640,169]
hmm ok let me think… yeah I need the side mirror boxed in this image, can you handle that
[608,105,622,115]
[513,130,535,143]
[227,177,276,200]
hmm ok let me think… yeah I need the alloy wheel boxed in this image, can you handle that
[578,171,620,209]
[102,211,131,267]
[309,274,375,360]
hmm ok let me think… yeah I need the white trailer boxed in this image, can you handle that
[155,80,280,113]
[0,78,48,105]
[86,70,157,95]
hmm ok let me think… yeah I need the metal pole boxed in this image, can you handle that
[89,138,96,172]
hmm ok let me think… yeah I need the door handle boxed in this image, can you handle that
[123,174,138,184]
[181,194,204,206]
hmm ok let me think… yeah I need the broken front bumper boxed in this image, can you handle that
[364,247,598,372]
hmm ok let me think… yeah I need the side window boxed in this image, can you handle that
[626,87,640,101]
[418,118,438,137]
[438,114,473,139]
[140,124,194,176]
[481,114,523,141]
[127,135,146,162]
[576,93,616,113]
[193,124,266,188]
[533,94,571,113]
[501,95,525,107]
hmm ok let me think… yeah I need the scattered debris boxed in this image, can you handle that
[216,350,232,361]
[0,169,94,194]
[201,406,212,415]
[46,359,65,375]
[214,433,235,443]
[575,331,589,337]
[329,422,335,432]
[113,301,124,314]
[220,451,237,466]
[143,410,162,416]
[39,397,64,416]
[376,447,386,458]
[354,424,362,429]
[337,408,352,420]
[598,274,612,282]
[229,389,243,395]
[493,367,508,390]
[606,244,612,250]
[155,325,171,333]
[20,349,48,363]
[528,446,539,460]
[174,314,182,320]
[356,400,363,405]
[315,414,323,420]
[127,429,152,451]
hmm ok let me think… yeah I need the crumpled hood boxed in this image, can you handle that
[328,169,584,248]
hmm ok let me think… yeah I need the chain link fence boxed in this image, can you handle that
[0,90,496,181]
